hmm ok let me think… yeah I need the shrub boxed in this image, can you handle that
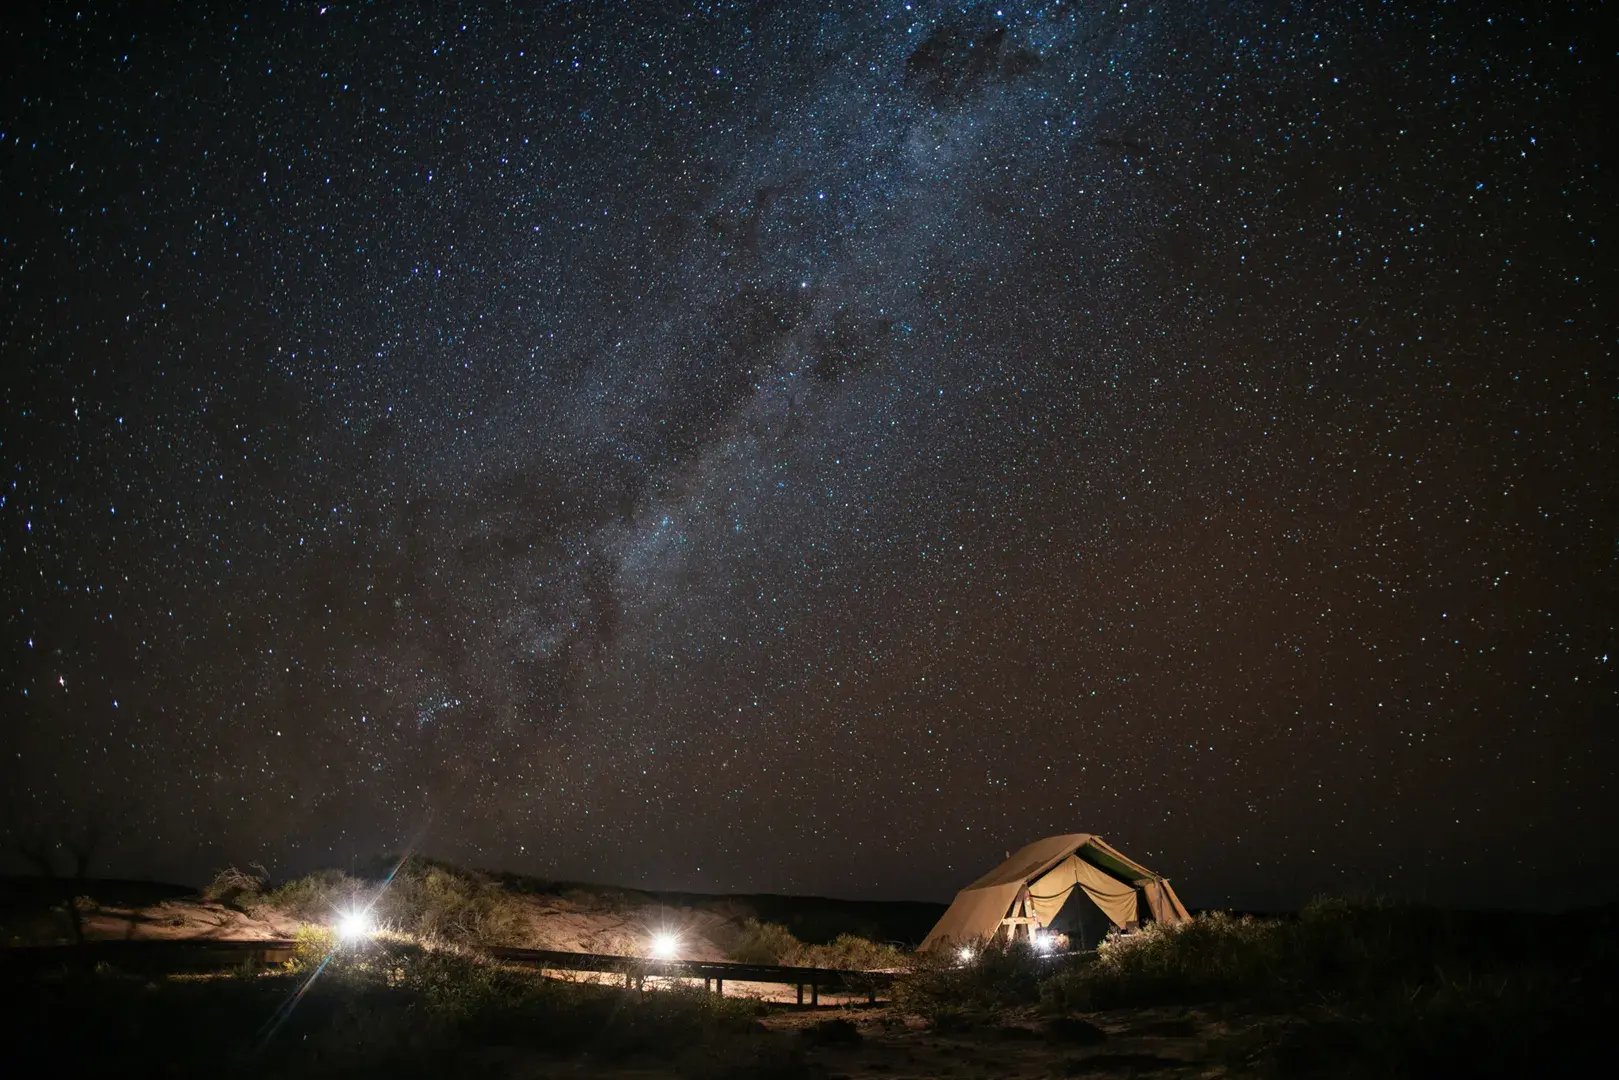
[731,918,803,965]
[1237,968,1608,1077]
[305,934,765,1057]
[800,932,908,972]
[379,859,528,944]
[201,864,269,911]
[261,858,530,947]
[264,869,367,923]
[895,940,1047,1027]
[3,934,774,1076]
[730,917,908,1004]
[287,924,339,971]
[1042,911,1285,1011]
[1038,898,1605,1016]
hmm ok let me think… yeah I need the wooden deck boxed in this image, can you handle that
[1,939,900,1005]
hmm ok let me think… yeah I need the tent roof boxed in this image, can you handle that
[961,833,1095,890]
[961,833,1164,891]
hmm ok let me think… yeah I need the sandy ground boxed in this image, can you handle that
[531,1004,1236,1079]
[498,892,745,959]
[761,1004,1232,1078]
[80,898,304,941]
[407,1000,1236,1078]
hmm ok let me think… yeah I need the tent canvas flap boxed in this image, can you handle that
[1027,854,1140,929]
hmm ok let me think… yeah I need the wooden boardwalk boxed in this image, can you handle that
[486,944,897,1004]
[0,939,899,1005]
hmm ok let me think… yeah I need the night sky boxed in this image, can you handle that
[2,2,1613,912]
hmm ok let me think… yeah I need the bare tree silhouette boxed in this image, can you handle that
[13,818,106,947]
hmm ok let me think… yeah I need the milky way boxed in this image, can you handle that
[2,3,1612,909]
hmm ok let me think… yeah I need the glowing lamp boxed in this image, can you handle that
[650,931,681,960]
[956,945,976,964]
[336,908,374,942]
[1032,931,1053,954]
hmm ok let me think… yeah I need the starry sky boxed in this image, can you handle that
[2,2,1613,912]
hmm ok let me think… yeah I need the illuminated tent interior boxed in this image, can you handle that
[920,833,1190,951]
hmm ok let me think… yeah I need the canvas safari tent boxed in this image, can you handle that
[921,833,1189,951]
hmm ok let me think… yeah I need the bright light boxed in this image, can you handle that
[650,931,680,960]
[956,945,976,964]
[336,908,374,942]
[1032,931,1054,954]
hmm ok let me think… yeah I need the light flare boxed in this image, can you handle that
[336,908,374,941]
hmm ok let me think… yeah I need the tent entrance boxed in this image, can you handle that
[1036,883,1118,951]
[1023,853,1142,949]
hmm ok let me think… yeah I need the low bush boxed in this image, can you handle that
[201,864,269,911]
[801,932,908,971]
[1041,910,1283,1011]
[894,940,1048,1027]
[731,918,803,964]
[379,859,528,944]
[261,857,530,947]
[264,868,367,922]
[1234,969,1608,1076]
[310,934,765,1056]
[731,919,907,974]
[893,897,1609,1034]
[4,935,771,1077]
[286,924,339,970]
[1037,897,1618,1022]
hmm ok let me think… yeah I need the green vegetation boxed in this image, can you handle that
[729,918,906,971]
[211,857,533,947]
[730,917,803,964]
[893,940,1048,1028]
[7,876,1612,1077]
[805,931,908,971]
[202,863,270,910]
[1038,908,1283,1011]
[1241,970,1598,1079]
[893,899,1613,1075]
[4,932,774,1078]
[1037,897,1586,1011]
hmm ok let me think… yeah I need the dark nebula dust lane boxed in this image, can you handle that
[1,3,1613,910]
